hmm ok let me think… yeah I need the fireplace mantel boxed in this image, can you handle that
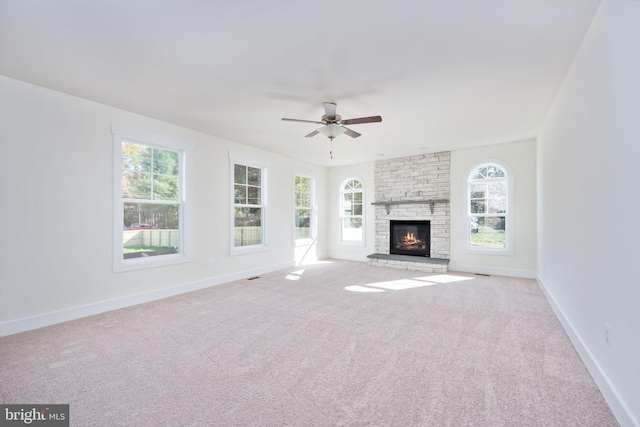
[372,199,449,214]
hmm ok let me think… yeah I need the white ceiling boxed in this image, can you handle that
[0,0,601,167]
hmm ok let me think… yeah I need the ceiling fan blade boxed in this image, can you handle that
[282,118,324,124]
[341,115,382,125]
[341,126,361,138]
[323,102,337,120]
[305,130,320,138]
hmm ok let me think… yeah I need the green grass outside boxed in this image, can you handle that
[471,227,505,248]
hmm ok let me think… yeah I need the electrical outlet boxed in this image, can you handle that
[208,258,214,265]
[605,323,611,346]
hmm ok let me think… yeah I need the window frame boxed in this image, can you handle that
[112,124,193,272]
[229,152,268,256]
[293,173,316,245]
[464,160,514,256]
[338,176,365,246]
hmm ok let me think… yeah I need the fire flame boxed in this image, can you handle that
[396,231,426,250]
[403,232,420,245]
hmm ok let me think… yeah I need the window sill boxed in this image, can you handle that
[230,244,269,256]
[338,240,366,247]
[114,253,192,273]
[465,247,514,256]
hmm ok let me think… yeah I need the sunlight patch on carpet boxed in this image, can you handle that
[299,259,334,265]
[365,278,439,291]
[348,274,475,292]
[345,285,386,293]
[413,274,475,284]
[286,269,306,280]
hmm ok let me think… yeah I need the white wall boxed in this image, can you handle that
[537,2,640,425]
[0,75,328,335]
[449,139,537,277]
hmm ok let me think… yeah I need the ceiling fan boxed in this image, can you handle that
[282,102,382,158]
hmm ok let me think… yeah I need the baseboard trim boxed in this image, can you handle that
[447,263,536,279]
[536,274,638,427]
[0,260,296,338]
[329,254,370,262]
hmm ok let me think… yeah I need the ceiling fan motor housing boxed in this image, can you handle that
[322,114,341,124]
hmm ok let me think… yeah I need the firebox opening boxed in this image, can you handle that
[390,220,431,257]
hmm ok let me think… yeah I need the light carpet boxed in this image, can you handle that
[0,260,617,426]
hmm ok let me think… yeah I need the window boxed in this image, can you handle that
[466,162,512,254]
[112,125,192,272]
[230,153,267,254]
[339,177,365,244]
[294,175,314,242]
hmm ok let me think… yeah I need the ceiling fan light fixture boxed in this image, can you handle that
[317,123,346,139]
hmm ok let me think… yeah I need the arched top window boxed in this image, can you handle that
[466,162,512,254]
[339,177,365,245]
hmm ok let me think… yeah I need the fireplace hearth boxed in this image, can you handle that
[390,220,430,257]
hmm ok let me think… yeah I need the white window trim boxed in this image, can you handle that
[112,124,193,272]
[293,172,316,247]
[463,160,514,256]
[338,176,366,247]
[229,152,268,256]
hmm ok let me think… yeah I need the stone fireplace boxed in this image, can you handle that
[368,152,450,273]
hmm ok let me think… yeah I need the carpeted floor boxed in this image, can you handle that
[0,260,618,426]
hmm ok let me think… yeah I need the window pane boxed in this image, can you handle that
[153,175,179,201]
[247,186,261,205]
[342,217,363,241]
[470,200,485,214]
[343,191,354,214]
[488,182,506,198]
[247,167,261,186]
[295,176,310,193]
[349,180,362,189]
[470,216,506,248]
[234,164,246,184]
[234,207,262,246]
[234,185,246,204]
[471,167,487,180]
[234,207,261,226]
[122,171,151,199]
[295,208,311,239]
[488,198,507,214]
[352,203,363,215]
[153,149,179,175]
[470,183,486,199]
[487,165,505,178]
[123,203,180,258]
[296,192,310,207]
[122,142,151,173]
[343,204,352,216]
